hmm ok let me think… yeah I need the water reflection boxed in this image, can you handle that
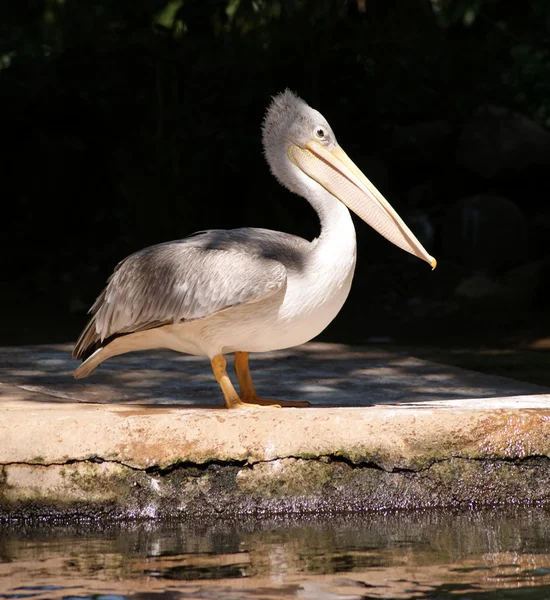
[2,508,550,599]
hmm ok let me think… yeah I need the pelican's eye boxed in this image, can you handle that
[314,127,326,139]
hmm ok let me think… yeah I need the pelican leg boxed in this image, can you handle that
[211,354,280,409]
[234,351,310,408]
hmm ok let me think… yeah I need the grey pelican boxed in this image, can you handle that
[73,90,436,408]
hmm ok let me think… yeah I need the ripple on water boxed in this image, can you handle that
[3,507,550,599]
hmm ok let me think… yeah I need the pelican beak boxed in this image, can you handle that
[288,141,436,269]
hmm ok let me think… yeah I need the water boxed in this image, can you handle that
[2,507,550,599]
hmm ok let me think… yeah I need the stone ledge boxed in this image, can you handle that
[2,400,550,520]
[1,343,550,519]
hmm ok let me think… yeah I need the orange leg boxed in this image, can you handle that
[211,354,280,409]
[234,351,309,408]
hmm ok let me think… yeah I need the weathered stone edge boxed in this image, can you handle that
[2,400,550,519]
[3,401,550,468]
[2,455,550,522]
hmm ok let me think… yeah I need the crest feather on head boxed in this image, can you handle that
[261,89,307,151]
[261,89,318,193]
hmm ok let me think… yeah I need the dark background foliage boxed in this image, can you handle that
[2,0,550,355]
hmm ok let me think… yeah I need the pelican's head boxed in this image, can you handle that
[262,89,436,269]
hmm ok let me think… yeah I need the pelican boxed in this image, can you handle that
[73,90,436,408]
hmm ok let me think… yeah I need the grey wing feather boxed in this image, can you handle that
[73,228,300,360]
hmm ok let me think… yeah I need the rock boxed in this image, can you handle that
[391,120,453,169]
[455,261,544,311]
[455,274,505,300]
[528,211,550,259]
[406,181,435,207]
[456,105,550,180]
[442,195,527,273]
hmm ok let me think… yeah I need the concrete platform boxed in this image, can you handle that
[1,342,550,520]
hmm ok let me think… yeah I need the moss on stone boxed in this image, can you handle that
[3,454,550,521]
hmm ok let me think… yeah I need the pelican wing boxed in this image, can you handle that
[73,229,295,360]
